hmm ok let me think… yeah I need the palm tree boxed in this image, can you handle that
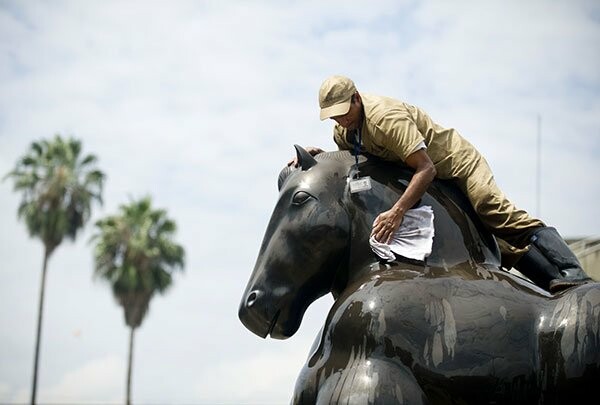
[3,134,105,404]
[91,197,185,405]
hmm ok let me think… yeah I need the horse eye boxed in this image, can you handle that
[292,191,313,206]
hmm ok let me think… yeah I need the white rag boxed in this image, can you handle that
[369,205,435,262]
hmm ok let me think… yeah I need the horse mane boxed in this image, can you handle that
[278,150,366,191]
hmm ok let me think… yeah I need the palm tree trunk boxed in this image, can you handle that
[31,248,50,405]
[126,326,135,405]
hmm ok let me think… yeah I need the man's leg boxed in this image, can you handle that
[495,238,528,270]
[460,161,592,293]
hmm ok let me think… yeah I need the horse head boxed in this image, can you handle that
[239,146,502,339]
[239,146,352,339]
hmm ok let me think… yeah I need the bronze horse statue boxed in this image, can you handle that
[239,146,600,404]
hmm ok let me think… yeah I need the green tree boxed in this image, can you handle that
[4,134,105,404]
[91,197,185,405]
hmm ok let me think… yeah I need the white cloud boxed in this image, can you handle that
[6,356,124,404]
[193,347,308,404]
[0,382,12,402]
[41,356,124,404]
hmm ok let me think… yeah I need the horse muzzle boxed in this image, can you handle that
[238,287,297,339]
[239,289,271,338]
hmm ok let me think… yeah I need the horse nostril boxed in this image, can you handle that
[246,290,260,307]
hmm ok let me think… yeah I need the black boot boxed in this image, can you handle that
[514,227,593,293]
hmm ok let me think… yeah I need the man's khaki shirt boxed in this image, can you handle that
[333,94,482,180]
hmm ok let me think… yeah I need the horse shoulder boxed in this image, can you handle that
[314,358,427,404]
[292,327,428,405]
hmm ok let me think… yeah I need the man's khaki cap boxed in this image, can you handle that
[319,75,356,121]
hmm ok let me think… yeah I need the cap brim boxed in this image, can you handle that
[319,99,351,121]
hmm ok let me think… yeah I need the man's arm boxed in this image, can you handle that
[371,149,436,243]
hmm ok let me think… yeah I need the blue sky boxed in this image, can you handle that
[1,0,599,403]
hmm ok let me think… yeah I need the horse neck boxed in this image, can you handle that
[331,183,397,297]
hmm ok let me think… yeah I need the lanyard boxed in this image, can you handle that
[352,128,362,168]
[348,127,372,192]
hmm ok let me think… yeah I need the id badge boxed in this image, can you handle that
[349,176,372,193]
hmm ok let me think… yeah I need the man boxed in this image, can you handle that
[292,75,592,293]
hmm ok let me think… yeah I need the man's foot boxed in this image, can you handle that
[549,267,594,293]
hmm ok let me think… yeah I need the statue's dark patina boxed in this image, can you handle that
[239,146,600,404]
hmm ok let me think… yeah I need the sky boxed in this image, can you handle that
[0,0,599,403]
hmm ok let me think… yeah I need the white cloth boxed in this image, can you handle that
[369,205,435,262]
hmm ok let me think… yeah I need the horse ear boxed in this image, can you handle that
[294,144,318,171]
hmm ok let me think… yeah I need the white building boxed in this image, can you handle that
[568,237,600,281]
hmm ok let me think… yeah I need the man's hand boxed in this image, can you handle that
[371,208,405,244]
[371,149,436,243]
[287,146,325,167]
